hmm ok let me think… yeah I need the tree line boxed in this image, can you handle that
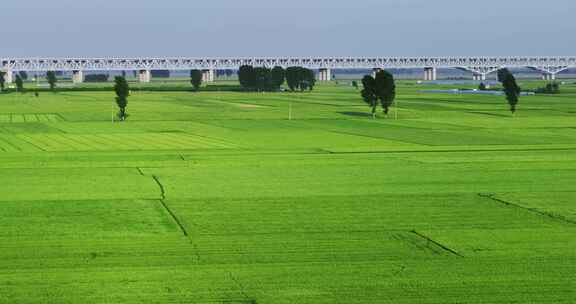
[0,67,529,121]
[359,68,522,118]
[237,65,316,92]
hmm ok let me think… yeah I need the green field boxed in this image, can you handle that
[0,80,575,303]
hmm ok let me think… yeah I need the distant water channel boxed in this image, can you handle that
[418,89,535,96]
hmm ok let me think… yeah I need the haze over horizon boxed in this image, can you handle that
[1,0,574,57]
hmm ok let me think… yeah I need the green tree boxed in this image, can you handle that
[352,80,358,89]
[15,75,24,93]
[254,67,271,92]
[303,68,316,91]
[238,65,256,90]
[114,76,130,120]
[498,68,521,115]
[0,72,5,92]
[285,67,299,91]
[46,71,57,91]
[374,70,396,116]
[479,82,487,91]
[285,67,316,92]
[270,66,285,90]
[535,82,560,94]
[190,70,203,91]
[361,75,378,119]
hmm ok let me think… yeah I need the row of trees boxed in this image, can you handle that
[0,72,22,92]
[0,72,58,93]
[238,65,286,91]
[285,67,316,91]
[0,73,129,121]
[360,68,522,118]
[237,65,316,92]
[534,82,560,94]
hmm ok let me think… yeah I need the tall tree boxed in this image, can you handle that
[285,67,316,92]
[254,67,271,91]
[238,65,256,90]
[498,68,521,115]
[0,72,5,92]
[270,66,285,90]
[497,69,507,83]
[15,75,24,93]
[303,68,316,91]
[285,67,299,91]
[361,75,378,119]
[114,76,130,121]
[374,70,396,116]
[46,71,57,91]
[190,69,203,91]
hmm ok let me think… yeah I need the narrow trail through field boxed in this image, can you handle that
[478,193,576,225]
[410,230,464,257]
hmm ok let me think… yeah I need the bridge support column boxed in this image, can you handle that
[202,69,215,83]
[72,70,84,84]
[318,68,332,81]
[3,69,13,84]
[542,73,556,81]
[424,67,437,81]
[472,73,486,81]
[139,70,151,83]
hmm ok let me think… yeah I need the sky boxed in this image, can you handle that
[0,0,574,57]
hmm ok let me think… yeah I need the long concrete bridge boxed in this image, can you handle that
[2,56,575,83]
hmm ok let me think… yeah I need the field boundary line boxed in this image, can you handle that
[478,193,576,225]
[151,175,166,199]
[150,174,201,262]
[14,134,47,151]
[136,167,145,176]
[327,129,425,145]
[151,175,191,239]
[325,146,576,155]
[158,199,190,237]
[410,230,464,257]
[0,136,22,152]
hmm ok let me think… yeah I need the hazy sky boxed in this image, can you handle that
[0,0,573,57]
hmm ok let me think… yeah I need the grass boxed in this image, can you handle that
[0,79,575,303]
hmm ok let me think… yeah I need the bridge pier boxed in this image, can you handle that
[424,67,437,81]
[202,69,215,83]
[542,73,556,81]
[72,70,84,84]
[3,69,13,84]
[318,68,332,81]
[139,70,151,83]
[472,73,486,81]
